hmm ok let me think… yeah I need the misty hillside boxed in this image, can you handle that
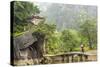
[35,2,97,31]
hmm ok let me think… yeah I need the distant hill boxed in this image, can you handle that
[34,2,97,31]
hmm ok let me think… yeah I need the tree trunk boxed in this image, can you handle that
[86,29,92,49]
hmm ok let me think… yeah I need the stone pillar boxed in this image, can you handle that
[80,54,83,61]
[84,55,88,61]
[71,55,74,62]
[66,55,69,63]
[61,55,65,63]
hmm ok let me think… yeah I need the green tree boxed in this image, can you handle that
[80,18,97,49]
[31,22,59,54]
[61,29,81,52]
[13,1,40,34]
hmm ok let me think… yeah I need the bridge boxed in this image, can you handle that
[42,51,97,64]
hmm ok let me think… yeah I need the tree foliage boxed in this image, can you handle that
[80,18,97,49]
[61,29,81,52]
[13,1,40,34]
[31,22,61,54]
